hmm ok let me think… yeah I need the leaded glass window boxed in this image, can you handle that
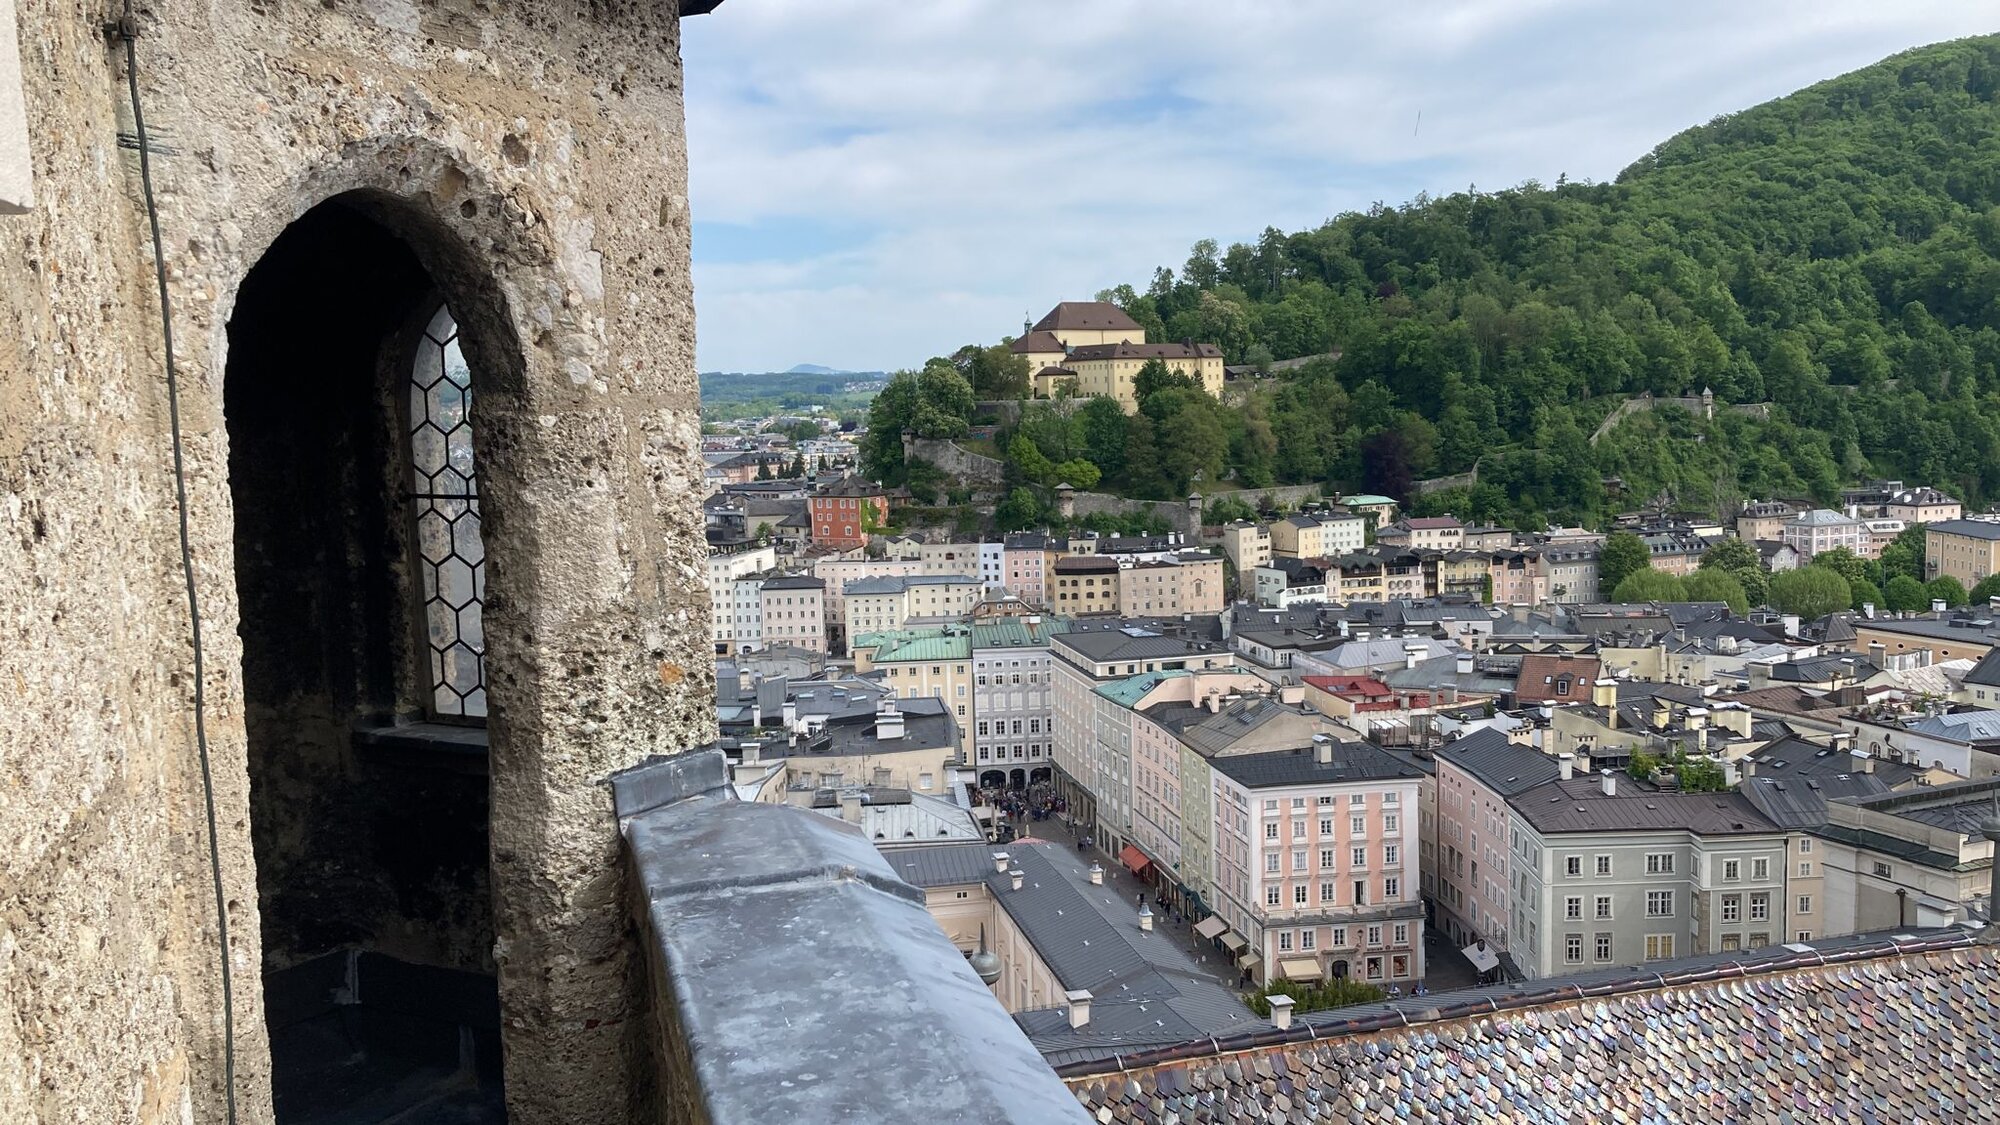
[408,305,486,719]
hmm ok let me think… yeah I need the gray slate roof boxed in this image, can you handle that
[1509,778,1779,835]
[1437,729,1563,797]
[1739,771,1891,829]
[1208,741,1424,789]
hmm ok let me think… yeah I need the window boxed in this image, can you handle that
[1384,877,1399,899]
[1645,934,1675,961]
[1266,886,1281,906]
[1723,859,1740,881]
[1799,838,1812,854]
[977,721,989,737]
[1292,797,1306,810]
[1329,927,1347,947]
[408,306,487,719]
[1384,845,1400,865]
[1383,792,1398,806]
[1797,861,1812,877]
[1294,884,1308,905]
[1748,933,1769,950]
[1317,795,1333,806]
[1749,894,1769,922]
[1752,857,1769,881]
[1292,820,1307,840]
[1797,930,1814,942]
[1721,895,1740,922]
[1350,794,1365,806]
[1365,956,1384,980]
[1565,896,1583,921]
[1263,799,1278,812]
[1300,930,1316,951]
[1291,849,1306,871]
[1383,813,1399,834]
[1265,854,1279,873]
[1319,818,1333,835]
[1796,895,1812,916]
[1320,881,1335,903]
[1351,847,1366,868]
[1594,933,1613,962]
[1353,880,1366,906]
[1721,933,1741,952]
[1646,853,1675,875]
[1595,895,1612,920]
[1278,931,1293,951]
[1265,823,1279,840]
[1596,855,1612,876]
[1565,856,1582,877]
[1320,849,1335,869]
[1392,923,1408,945]
[1646,891,1674,917]
[1366,925,1383,946]
[1350,815,1366,836]
[1872,861,1892,879]
[1565,935,1584,964]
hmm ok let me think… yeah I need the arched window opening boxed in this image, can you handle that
[408,305,487,719]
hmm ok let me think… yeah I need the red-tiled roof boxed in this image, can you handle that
[1514,653,1601,703]
[1009,329,1065,354]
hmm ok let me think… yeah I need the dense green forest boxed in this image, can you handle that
[884,36,2000,530]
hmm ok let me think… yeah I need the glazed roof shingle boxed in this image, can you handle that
[1066,933,2000,1120]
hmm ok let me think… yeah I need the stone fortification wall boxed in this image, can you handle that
[0,1,713,1121]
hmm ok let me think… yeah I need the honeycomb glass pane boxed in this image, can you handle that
[407,305,488,721]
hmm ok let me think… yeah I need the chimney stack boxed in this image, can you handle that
[1600,773,1617,797]
[1009,869,1025,892]
[1404,642,1424,671]
[875,700,905,741]
[1592,678,1617,709]
[1559,753,1575,782]
[1088,862,1103,885]
[1314,733,1333,765]
[840,793,863,824]
[1932,598,1949,614]
[992,851,1011,874]
[1456,652,1475,676]
[1065,990,1093,1029]
[1269,994,1297,1031]
[1138,903,1155,932]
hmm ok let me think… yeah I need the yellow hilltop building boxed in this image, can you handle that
[1010,301,1223,412]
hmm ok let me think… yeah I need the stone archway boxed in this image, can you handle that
[217,144,712,1122]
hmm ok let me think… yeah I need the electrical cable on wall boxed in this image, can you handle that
[108,4,239,1119]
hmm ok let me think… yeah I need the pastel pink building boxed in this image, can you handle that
[1209,740,1426,987]
[1432,729,1560,953]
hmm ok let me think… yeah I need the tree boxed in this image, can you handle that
[755,459,773,481]
[860,362,976,484]
[1079,397,1129,480]
[1926,575,1968,608]
[1767,566,1852,620]
[1970,574,2000,606]
[1878,524,1928,584]
[1675,754,1729,793]
[1611,568,1688,603]
[753,522,774,543]
[1629,749,1661,782]
[995,487,1044,532]
[1850,577,1884,611]
[1133,359,1198,403]
[1699,536,1768,606]
[1007,434,1056,487]
[1599,531,1652,593]
[1884,574,1929,612]
[1682,568,1749,614]
[952,342,1031,400]
[1811,547,1868,588]
[1052,459,1101,490]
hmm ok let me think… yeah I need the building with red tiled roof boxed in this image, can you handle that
[1513,651,1602,704]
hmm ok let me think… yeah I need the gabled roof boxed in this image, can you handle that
[1031,301,1144,334]
[1740,770,1890,829]
[1928,518,2000,541]
[1962,646,2000,688]
[1208,742,1424,788]
[1437,728,1563,796]
[1511,778,1778,835]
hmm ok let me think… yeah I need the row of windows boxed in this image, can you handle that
[976,719,1043,736]
[1272,922,1408,952]
[1263,815,1402,840]
[1265,845,1400,871]
[1261,877,1401,907]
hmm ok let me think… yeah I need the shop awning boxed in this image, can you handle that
[1220,931,1249,953]
[1239,954,1262,973]
[1118,844,1151,876]
[1279,957,1323,982]
[1462,941,1501,973]
[1193,915,1229,940]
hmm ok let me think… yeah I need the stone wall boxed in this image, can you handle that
[0,2,715,1122]
[906,436,1007,487]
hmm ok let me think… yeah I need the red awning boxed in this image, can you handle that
[1119,844,1151,876]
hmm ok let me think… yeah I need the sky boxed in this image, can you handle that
[683,1,1997,374]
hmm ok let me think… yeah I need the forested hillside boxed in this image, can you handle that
[1052,35,2000,527]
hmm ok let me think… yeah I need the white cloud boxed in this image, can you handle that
[683,0,1996,372]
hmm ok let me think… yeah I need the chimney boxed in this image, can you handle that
[1592,677,1617,708]
[1138,903,1155,932]
[1268,994,1297,1031]
[1600,773,1616,797]
[875,700,905,741]
[992,851,1011,874]
[1740,759,1755,778]
[1868,641,1887,666]
[840,793,863,824]
[1652,700,1671,730]
[1009,868,1024,892]
[1559,753,1575,781]
[1748,663,1770,690]
[1314,733,1333,764]
[1686,707,1709,730]
[1088,862,1103,885]
[783,699,798,728]
[1456,652,1475,676]
[1862,602,1876,619]
[1404,643,1424,671]
[1830,731,1854,754]
[1932,598,1948,614]
[1065,990,1093,1029]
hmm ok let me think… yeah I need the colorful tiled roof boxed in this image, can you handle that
[1067,934,2000,1122]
